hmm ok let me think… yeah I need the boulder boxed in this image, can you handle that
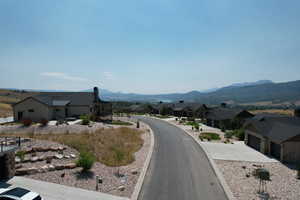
[54,164,65,170]
[64,163,77,169]
[15,164,23,169]
[131,169,138,175]
[70,154,76,158]
[118,186,125,191]
[64,155,71,159]
[15,157,21,163]
[30,156,39,162]
[48,165,55,171]
[16,168,29,176]
[55,154,64,159]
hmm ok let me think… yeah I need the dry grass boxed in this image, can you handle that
[0,103,12,118]
[7,127,144,167]
[250,109,294,116]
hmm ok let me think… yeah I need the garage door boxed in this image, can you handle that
[248,135,261,151]
[271,142,281,160]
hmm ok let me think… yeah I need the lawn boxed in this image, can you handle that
[199,132,221,141]
[7,127,144,167]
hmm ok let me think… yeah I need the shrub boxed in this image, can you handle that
[80,115,90,125]
[22,119,32,127]
[200,132,221,141]
[16,151,26,161]
[194,123,199,131]
[76,151,95,172]
[40,118,48,126]
[225,131,233,139]
[233,129,245,141]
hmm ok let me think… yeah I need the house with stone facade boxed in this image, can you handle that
[13,87,112,122]
[244,112,300,163]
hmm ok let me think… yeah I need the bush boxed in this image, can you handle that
[200,132,221,141]
[233,129,245,141]
[194,123,200,131]
[40,118,48,126]
[80,115,90,125]
[16,151,26,161]
[225,131,233,139]
[76,151,95,172]
[22,119,32,127]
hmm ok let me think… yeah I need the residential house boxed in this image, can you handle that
[244,112,300,163]
[13,87,112,122]
[204,106,254,129]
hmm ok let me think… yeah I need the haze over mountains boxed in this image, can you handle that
[3,80,300,106]
[95,80,300,106]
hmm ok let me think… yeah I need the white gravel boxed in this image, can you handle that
[215,160,300,200]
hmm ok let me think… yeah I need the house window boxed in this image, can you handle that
[28,109,34,112]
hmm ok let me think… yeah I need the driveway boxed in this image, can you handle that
[201,141,278,162]
[1,176,129,200]
[136,116,228,200]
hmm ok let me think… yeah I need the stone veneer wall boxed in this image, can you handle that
[0,152,15,180]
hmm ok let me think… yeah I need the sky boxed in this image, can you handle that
[0,0,300,94]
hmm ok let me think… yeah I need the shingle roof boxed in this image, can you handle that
[205,108,245,120]
[33,92,95,106]
[245,114,300,143]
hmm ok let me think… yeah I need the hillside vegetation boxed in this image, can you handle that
[0,89,38,117]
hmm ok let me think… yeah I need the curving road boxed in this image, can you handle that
[137,116,228,200]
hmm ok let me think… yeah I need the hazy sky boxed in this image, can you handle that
[1,0,300,94]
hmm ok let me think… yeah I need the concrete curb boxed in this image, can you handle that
[131,122,155,200]
[154,117,236,200]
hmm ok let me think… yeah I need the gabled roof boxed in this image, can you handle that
[14,92,96,107]
[245,114,300,143]
[205,108,250,121]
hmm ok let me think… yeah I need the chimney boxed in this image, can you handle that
[93,87,99,102]
[295,108,300,117]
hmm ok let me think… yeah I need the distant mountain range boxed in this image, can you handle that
[3,80,300,106]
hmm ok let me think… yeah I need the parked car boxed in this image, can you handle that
[0,187,42,200]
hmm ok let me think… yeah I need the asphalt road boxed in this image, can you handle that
[137,117,228,200]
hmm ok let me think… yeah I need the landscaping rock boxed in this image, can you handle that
[30,156,39,162]
[48,165,55,171]
[15,164,23,169]
[70,154,76,158]
[15,157,21,163]
[16,168,29,176]
[118,186,125,191]
[54,164,65,170]
[46,156,53,164]
[64,163,77,169]
[55,154,64,159]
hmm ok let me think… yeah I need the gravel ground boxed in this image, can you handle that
[19,122,151,198]
[215,160,300,200]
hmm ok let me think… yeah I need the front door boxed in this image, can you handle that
[17,111,23,121]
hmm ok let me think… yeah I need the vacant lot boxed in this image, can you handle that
[250,109,294,116]
[9,127,144,167]
[0,103,12,118]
